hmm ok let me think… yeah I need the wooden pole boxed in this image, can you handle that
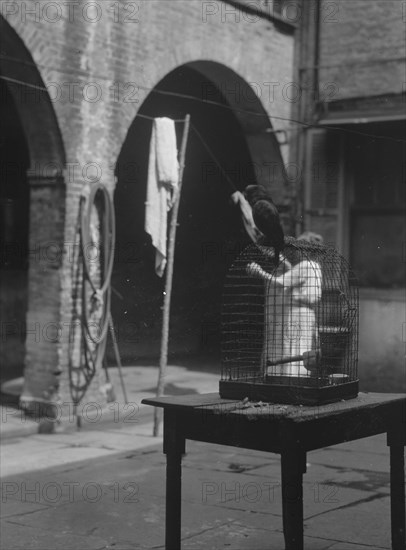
[108,314,129,405]
[153,114,191,437]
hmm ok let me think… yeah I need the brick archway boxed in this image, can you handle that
[0,18,65,171]
[0,17,66,406]
[112,61,288,364]
[185,60,287,200]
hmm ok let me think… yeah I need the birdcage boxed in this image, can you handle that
[220,237,359,405]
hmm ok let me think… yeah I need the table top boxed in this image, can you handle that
[142,392,406,424]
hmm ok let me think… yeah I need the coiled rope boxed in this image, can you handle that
[80,183,115,360]
[69,183,120,417]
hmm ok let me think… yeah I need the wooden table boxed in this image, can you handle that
[142,392,406,550]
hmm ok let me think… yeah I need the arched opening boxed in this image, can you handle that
[112,62,286,370]
[0,17,66,401]
[0,19,65,170]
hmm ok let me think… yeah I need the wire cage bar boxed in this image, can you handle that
[220,237,359,405]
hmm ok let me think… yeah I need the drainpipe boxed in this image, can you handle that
[295,0,321,237]
[313,0,321,121]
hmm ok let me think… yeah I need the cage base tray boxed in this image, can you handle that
[219,378,359,406]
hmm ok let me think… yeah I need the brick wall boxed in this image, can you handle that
[318,0,405,100]
[1,0,296,411]
[22,179,66,407]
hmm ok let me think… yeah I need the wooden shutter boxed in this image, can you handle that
[304,128,343,249]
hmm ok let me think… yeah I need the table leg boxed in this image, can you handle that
[281,450,307,550]
[163,410,185,550]
[387,429,405,550]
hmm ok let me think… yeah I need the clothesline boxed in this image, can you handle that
[190,123,238,194]
[138,115,239,193]
[136,112,186,123]
[0,71,404,144]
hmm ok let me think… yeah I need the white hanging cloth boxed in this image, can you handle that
[145,117,179,277]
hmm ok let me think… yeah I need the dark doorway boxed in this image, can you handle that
[348,121,406,288]
[0,78,30,384]
[112,65,268,368]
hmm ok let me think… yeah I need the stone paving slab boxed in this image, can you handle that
[326,433,389,455]
[309,446,393,473]
[181,522,335,550]
[0,498,49,519]
[328,543,388,550]
[0,365,219,440]
[183,448,278,474]
[180,459,374,521]
[0,519,111,550]
[249,459,391,495]
[305,495,392,549]
[0,422,160,477]
[3,490,263,550]
[0,448,166,509]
